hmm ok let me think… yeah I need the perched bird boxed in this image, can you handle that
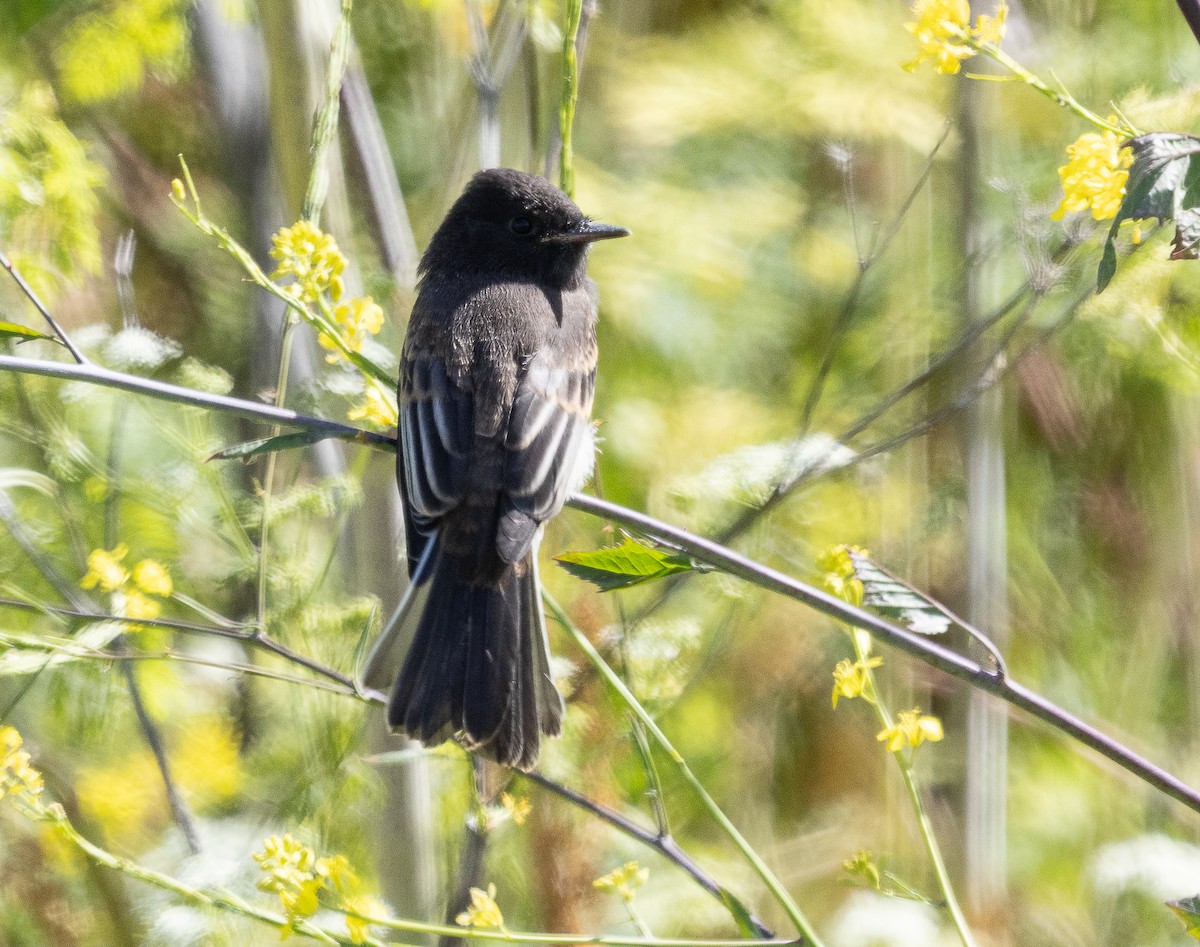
[363,168,628,770]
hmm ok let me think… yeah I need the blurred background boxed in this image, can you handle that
[3,0,1200,944]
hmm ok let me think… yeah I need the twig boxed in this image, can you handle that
[563,494,1200,817]
[544,593,823,946]
[521,772,775,938]
[798,124,951,433]
[0,249,88,364]
[104,393,201,855]
[0,355,393,448]
[0,597,376,697]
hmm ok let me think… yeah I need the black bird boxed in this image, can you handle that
[363,168,628,770]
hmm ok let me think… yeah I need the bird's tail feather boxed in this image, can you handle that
[378,539,563,770]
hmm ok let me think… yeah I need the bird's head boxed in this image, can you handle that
[420,168,629,288]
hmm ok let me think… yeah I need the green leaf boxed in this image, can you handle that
[846,550,951,634]
[555,537,697,591]
[1168,896,1200,941]
[0,321,58,344]
[718,888,762,938]
[1098,133,1200,292]
[209,429,353,462]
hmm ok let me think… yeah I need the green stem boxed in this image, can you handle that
[303,0,355,223]
[20,801,804,947]
[558,0,583,196]
[255,318,299,637]
[46,815,385,946]
[971,40,1137,136]
[850,636,979,947]
[544,593,826,947]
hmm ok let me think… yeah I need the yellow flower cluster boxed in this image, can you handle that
[1,727,44,805]
[319,295,386,363]
[456,883,506,930]
[877,708,945,752]
[593,860,650,902]
[80,544,173,621]
[1050,130,1134,222]
[831,654,883,707]
[500,791,532,826]
[56,0,188,103]
[902,0,1008,75]
[817,544,866,606]
[254,834,328,917]
[347,385,399,429]
[253,836,384,943]
[270,220,347,303]
[77,716,242,843]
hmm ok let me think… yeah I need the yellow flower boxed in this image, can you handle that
[254,834,326,917]
[170,716,243,807]
[817,544,867,606]
[1050,130,1134,222]
[902,0,1008,75]
[77,752,163,841]
[1,727,44,804]
[831,655,884,707]
[974,2,1007,44]
[269,221,347,302]
[343,894,387,944]
[593,860,650,902]
[843,850,882,890]
[500,791,532,826]
[877,708,945,752]
[321,296,386,362]
[456,883,505,930]
[347,386,398,429]
[117,587,162,621]
[81,544,130,592]
[133,559,173,597]
[903,0,971,74]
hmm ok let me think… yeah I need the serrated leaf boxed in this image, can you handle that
[209,429,347,461]
[1099,133,1200,291]
[846,550,951,634]
[0,321,57,344]
[555,537,697,591]
[1168,895,1200,940]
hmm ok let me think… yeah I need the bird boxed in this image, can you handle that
[362,168,628,770]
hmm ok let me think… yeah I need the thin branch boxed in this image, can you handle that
[798,123,951,433]
[521,772,775,939]
[5,265,1198,818]
[0,597,377,697]
[0,249,89,364]
[0,355,394,448]
[563,494,1200,818]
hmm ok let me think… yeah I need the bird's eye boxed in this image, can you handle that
[509,216,536,236]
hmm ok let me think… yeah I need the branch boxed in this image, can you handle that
[0,355,394,448]
[1178,0,1200,48]
[7,313,1199,816]
[521,772,775,939]
[563,495,1200,817]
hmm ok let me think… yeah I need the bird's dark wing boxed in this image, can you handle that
[399,351,475,574]
[496,349,595,564]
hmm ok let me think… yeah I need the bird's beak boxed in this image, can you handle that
[549,221,631,245]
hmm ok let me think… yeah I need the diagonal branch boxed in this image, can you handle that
[564,495,1200,818]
